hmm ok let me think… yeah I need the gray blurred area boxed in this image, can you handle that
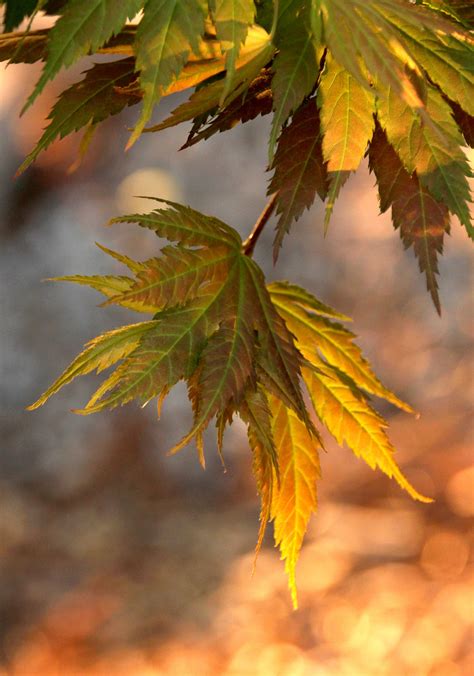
[0,54,473,676]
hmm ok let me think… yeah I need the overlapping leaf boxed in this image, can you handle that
[269,1,319,158]
[375,2,474,116]
[210,0,256,103]
[269,283,431,503]
[182,67,273,148]
[269,282,412,411]
[317,53,375,228]
[129,0,207,146]
[376,83,472,237]
[30,200,310,451]
[144,24,274,134]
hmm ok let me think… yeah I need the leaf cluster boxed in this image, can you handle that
[1,0,472,310]
[28,202,430,605]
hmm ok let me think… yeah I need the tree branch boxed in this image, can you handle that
[242,192,278,256]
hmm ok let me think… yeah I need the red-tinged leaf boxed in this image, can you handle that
[78,277,233,414]
[102,245,235,313]
[368,124,450,314]
[182,67,273,148]
[448,98,474,148]
[110,199,242,249]
[170,259,257,452]
[268,98,328,260]
[239,386,277,556]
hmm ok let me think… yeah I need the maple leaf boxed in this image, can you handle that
[210,0,256,104]
[319,0,472,112]
[30,200,311,459]
[128,0,207,146]
[368,123,450,313]
[27,195,433,603]
[144,25,274,134]
[24,0,143,112]
[376,83,472,238]
[27,321,157,410]
[239,385,276,554]
[268,1,319,158]
[317,53,375,230]
[268,97,328,259]
[318,0,425,110]
[182,67,273,148]
[269,284,431,503]
[17,58,139,174]
[376,3,474,117]
[268,393,321,609]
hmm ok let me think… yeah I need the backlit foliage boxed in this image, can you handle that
[3,0,472,604]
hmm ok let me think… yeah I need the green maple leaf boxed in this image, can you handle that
[210,0,256,103]
[375,2,474,116]
[17,58,138,174]
[24,0,143,111]
[30,200,310,457]
[129,0,207,146]
[269,1,319,158]
[27,321,157,409]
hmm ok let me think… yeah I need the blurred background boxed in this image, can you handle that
[0,14,473,676]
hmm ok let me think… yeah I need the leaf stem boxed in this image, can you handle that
[270,0,279,41]
[242,193,278,256]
